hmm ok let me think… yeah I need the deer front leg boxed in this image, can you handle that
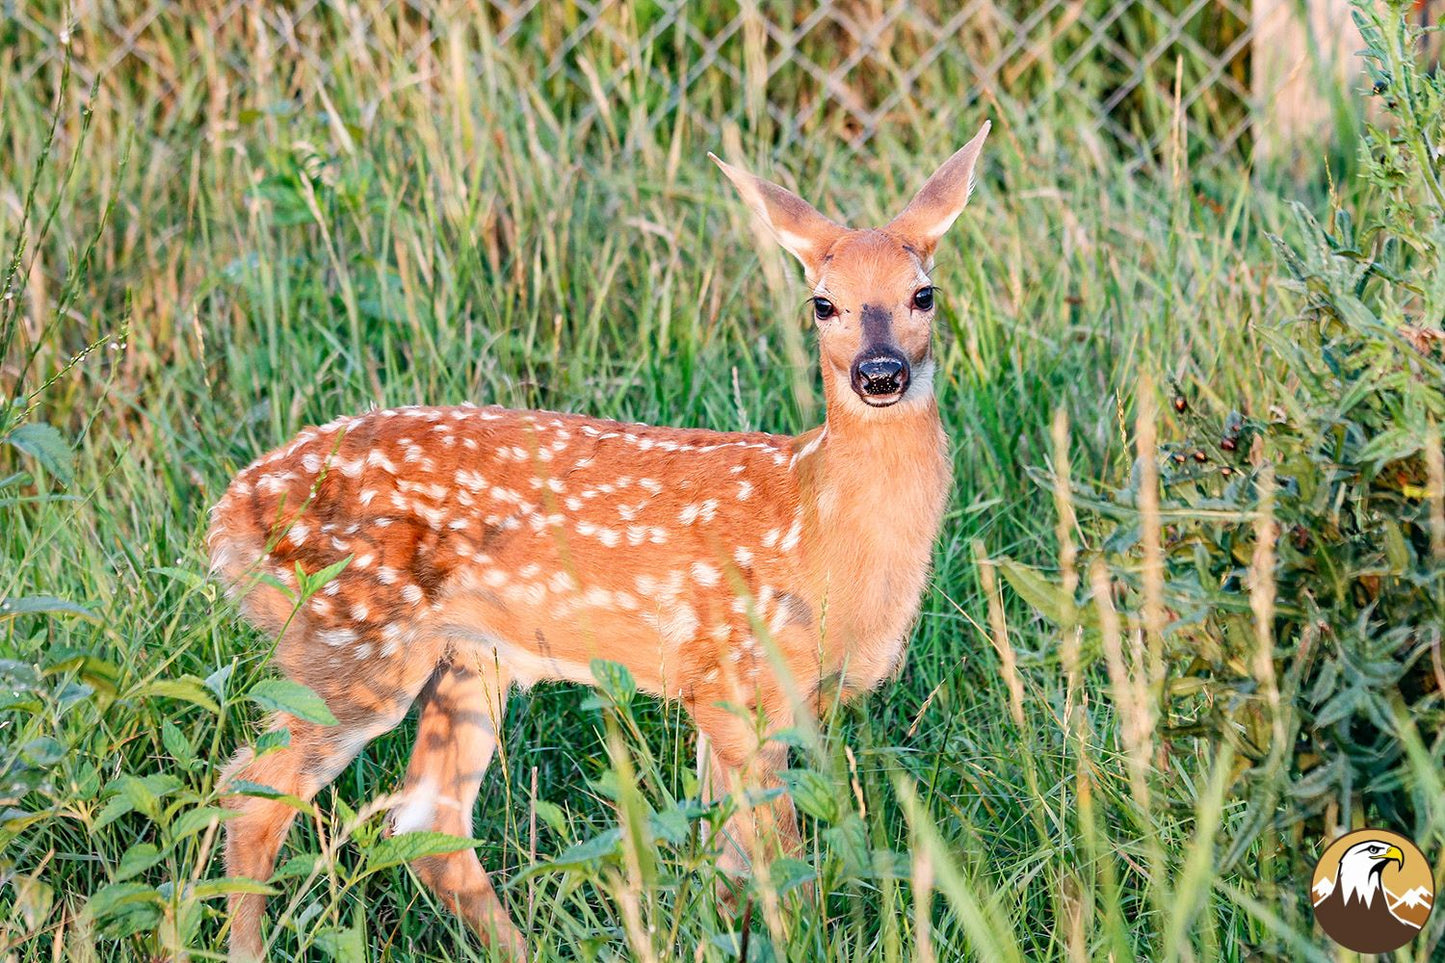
[691,699,802,895]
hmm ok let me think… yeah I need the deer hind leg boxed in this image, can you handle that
[390,657,525,959]
[222,711,402,961]
[221,649,439,961]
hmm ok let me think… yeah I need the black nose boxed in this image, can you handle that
[851,353,911,399]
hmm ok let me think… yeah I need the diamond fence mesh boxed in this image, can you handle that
[5,1,1347,175]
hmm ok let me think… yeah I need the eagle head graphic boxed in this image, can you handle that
[1314,838,1420,953]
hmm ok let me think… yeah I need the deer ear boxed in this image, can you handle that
[887,121,990,257]
[710,153,845,279]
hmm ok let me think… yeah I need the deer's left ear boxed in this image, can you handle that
[887,121,990,258]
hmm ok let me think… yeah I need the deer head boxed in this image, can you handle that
[711,123,990,412]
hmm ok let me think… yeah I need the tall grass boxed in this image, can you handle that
[1,1,1433,961]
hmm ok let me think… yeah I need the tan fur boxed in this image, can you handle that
[210,126,988,961]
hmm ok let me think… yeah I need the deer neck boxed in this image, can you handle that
[798,361,953,692]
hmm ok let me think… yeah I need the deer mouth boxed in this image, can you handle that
[859,389,906,407]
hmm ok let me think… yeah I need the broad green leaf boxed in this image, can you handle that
[649,806,691,845]
[247,679,337,724]
[161,720,195,766]
[510,828,623,884]
[6,422,74,484]
[93,794,134,832]
[995,557,1075,627]
[364,831,483,872]
[255,726,291,757]
[779,768,840,824]
[170,806,235,842]
[20,736,65,766]
[203,662,234,701]
[223,780,313,815]
[313,916,367,963]
[532,799,567,835]
[272,853,318,880]
[822,813,871,876]
[115,844,163,882]
[139,676,220,715]
[768,856,817,893]
[85,881,159,921]
[41,653,118,697]
[0,595,99,623]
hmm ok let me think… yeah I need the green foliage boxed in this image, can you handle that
[999,0,1445,932]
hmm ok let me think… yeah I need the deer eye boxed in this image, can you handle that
[913,286,935,311]
[813,297,836,320]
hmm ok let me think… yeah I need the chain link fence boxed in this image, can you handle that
[487,0,1263,167]
[6,1,1355,173]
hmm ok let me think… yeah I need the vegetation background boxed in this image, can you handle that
[1,0,1441,959]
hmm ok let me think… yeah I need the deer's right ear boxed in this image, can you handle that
[710,153,845,279]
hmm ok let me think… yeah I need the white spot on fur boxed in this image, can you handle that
[646,603,700,645]
[318,627,358,647]
[366,450,399,473]
[390,778,438,834]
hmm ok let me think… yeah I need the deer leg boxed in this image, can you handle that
[221,713,393,961]
[221,651,438,962]
[389,657,525,960]
[692,700,801,892]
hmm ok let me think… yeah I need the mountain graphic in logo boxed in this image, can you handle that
[1311,828,1435,954]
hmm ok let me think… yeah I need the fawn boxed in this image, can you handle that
[209,122,989,960]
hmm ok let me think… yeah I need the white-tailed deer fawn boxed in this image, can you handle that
[209,123,989,960]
